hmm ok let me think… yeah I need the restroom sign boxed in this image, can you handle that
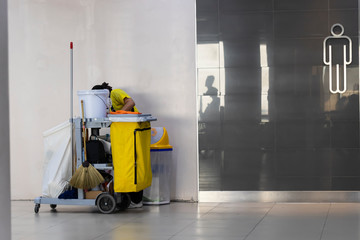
[323,23,352,94]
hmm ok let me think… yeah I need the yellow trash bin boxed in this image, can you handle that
[143,127,173,205]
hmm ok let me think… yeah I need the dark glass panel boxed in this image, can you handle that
[274,11,328,38]
[329,0,358,10]
[274,0,328,11]
[220,0,273,12]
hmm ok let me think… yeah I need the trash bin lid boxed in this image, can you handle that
[150,127,173,149]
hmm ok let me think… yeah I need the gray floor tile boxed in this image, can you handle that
[11,201,360,240]
[245,203,330,240]
[321,203,360,240]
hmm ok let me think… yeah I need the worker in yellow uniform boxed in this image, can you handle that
[92,82,143,208]
[93,82,138,112]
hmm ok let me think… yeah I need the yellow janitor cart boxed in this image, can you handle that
[34,113,156,214]
[110,121,152,193]
[108,113,156,194]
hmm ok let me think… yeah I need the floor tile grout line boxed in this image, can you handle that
[319,203,332,240]
[242,202,276,240]
[167,203,221,240]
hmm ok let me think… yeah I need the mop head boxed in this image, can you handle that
[69,162,105,189]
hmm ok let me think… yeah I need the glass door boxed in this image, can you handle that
[197,0,360,194]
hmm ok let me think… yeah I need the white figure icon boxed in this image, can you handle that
[323,23,352,94]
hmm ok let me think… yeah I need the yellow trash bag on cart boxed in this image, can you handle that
[110,121,152,192]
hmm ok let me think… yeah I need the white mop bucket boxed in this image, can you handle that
[77,89,110,118]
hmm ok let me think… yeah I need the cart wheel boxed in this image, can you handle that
[50,204,57,210]
[97,193,116,214]
[34,204,40,213]
[117,193,131,211]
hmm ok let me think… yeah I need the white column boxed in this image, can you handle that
[0,0,11,239]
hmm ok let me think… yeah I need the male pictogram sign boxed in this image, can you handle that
[323,23,352,94]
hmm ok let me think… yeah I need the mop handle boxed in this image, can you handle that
[70,42,75,172]
[81,100,87,161]
[70,42,73,122]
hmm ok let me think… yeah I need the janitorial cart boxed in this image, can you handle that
[34,110,156,213]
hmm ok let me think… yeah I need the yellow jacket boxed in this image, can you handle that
[111,89,139,112]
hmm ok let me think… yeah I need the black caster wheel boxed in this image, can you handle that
[50,204,57,210]
[34,204,40,213]
[97,193,116,214]
[117,193,131,211]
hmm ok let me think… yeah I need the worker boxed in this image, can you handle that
[92,82,143,209]
[92,82,138,112]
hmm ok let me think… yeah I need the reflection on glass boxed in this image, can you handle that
[197,39,226,191]
[197,43,219,68]
[197,69,220,95]
[219,41,226,110]
[199,76,219,122]
[260,43,269,123]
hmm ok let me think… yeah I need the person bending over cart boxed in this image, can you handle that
[93,82,138,112]
[93,82,144,209]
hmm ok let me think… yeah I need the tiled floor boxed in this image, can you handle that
[12,201,360,240]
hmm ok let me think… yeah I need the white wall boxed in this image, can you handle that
[0,0,11,238]
[9,0,198,201]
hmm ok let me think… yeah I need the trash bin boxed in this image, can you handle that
[143,127,173,205]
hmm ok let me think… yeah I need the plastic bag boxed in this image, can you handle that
[42,121,72,198]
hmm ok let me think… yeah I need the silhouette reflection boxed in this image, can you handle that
[199,75,222,190]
